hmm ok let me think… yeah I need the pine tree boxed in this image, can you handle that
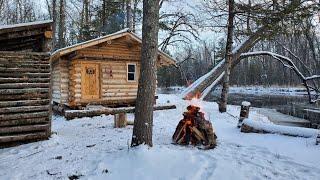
[131,0,160,147]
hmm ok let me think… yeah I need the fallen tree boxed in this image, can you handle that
[64,104,177,120]
[241,119,319,138]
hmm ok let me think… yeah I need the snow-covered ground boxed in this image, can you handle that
[1,94,319,180]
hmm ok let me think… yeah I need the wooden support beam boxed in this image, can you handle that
[64,104,177,120]
[0,78,50,84]
[0,88,48,94]
[0,105,49,114]
[0,132,48,143]
[0,72,50,78]
[0,112,49,121]
[0,99,50,108]
[0,124,49,134]
[114,113,128,128]
[0,117,49,127]
[0,93,49,101]
[0,83,50,89]
[0,67,50,73]
[238,101,251,128]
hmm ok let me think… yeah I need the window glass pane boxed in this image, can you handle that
[128,73,135,81]
[128,64,135,72]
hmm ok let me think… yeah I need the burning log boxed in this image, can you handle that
[172,105,217,149]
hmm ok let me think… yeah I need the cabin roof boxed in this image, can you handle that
[0,20,53,52]
[51,28,177,66]
[0,20,53,34]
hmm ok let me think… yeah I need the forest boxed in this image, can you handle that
[1,0,319,87]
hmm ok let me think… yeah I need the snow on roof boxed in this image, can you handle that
[0,20,53,31]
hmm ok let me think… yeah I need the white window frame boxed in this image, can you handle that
[127,63,136,82]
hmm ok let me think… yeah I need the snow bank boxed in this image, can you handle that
[242,119,320,138]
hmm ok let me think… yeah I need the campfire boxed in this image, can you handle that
[172,105,217,149]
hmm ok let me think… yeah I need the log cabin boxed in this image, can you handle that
[51,29,176,109]
[0,20,53,146]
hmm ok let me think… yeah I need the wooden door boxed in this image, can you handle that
[81,63,100,100]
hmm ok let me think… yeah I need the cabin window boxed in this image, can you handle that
[127,64,136,81]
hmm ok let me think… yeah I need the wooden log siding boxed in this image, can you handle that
[67,59,140,106]
[63,39,142,107]
[0,52,51,145]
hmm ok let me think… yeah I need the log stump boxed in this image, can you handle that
[238,101,251,128]
[114,113,127,128]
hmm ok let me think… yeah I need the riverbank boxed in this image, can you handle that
[158,86,320,128]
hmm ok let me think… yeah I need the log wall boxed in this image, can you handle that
[52,60,60,103]
[0,51,51,146]
[68,59,141,106]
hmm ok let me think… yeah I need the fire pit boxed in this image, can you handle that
[172,105,217,149]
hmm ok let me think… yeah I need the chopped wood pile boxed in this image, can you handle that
[172,105,217,149]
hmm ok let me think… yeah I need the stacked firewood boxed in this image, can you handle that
[172,105,217,149]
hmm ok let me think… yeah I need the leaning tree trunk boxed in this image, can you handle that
[219,0,235,112]
[131,0,160,147]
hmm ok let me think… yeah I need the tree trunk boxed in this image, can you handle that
[126,0,133,29]
[101,0,106,28]
[219,0,235,112]
[52,0,57,50]
[132,0,138,32]
[58,0,66,48]
[131,0,160,147]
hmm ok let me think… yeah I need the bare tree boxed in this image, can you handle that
[219,0,234,112]
[182,0,318,105]
[58,0,66,48]
[131,0,160,147]
[126,0,133,29]
[159,12,199,51]
[240,51,320,103]
[132,0,139,32]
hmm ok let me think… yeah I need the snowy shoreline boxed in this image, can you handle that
[158,86,310,96]
[0,94,319,180]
